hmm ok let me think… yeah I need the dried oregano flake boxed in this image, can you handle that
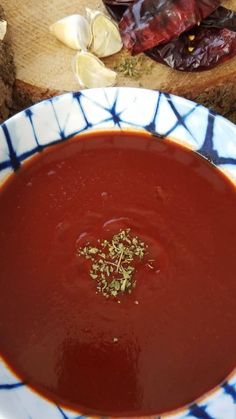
[77,229,148,298]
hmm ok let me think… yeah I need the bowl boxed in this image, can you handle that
[0,87,236,419]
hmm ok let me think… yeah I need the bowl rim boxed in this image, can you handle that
[0,87,236,419]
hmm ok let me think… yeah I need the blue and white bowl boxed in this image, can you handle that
[0,87,236,419]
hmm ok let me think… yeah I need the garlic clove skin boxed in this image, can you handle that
[0,19,7,41]
[86,8,100,23]
[87,10,123,58]
[50,15,92,51]
[73,51,117,88]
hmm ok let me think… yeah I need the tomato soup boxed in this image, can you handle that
[0,131,236,416]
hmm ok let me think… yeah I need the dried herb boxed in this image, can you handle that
[118,0,220,54]
[77,229,149,298]
[113,55,154,78]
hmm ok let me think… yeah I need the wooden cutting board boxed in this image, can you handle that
[2,0,236,115]
[0,5,15,122]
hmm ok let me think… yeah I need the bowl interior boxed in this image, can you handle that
[0,87,236,419]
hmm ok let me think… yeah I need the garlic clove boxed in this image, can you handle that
[73,51,117,88]
[87,9,123,58]
[50,15,92,51]
[0,19,7,41]
[85,8,100,23]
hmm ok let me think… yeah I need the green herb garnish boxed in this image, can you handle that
[77,229,148,298]
[113,56,154,79]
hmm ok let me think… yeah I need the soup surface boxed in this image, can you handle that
[0,131,236,416]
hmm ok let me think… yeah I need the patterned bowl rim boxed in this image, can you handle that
[0,87,236,419]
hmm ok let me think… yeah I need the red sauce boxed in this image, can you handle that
[0,130,236,416]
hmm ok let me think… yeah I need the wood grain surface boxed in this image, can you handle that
[0,5,15,122]
[1,0,236,118]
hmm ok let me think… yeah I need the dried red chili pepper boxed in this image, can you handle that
[103,0,236,71]
[104,0,134,21]
[102,1,236,31]
[146,26,236,71]
[201,6,236,31]
[118,0,220,54]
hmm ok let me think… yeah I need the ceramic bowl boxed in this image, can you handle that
[0,87,236,419]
